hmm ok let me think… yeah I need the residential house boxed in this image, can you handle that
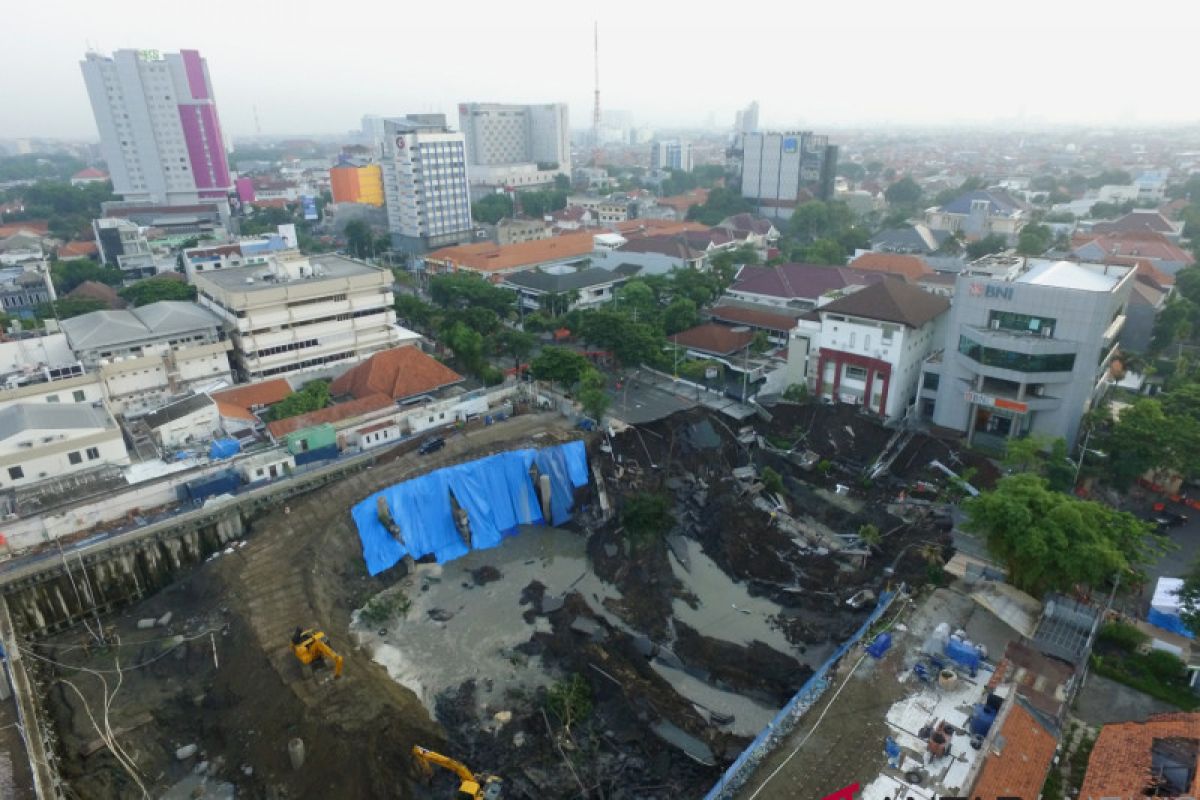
[966,697,1059,800]
[60,301,234,417]
[496,218,551,246]
[0,231,45,266]
[70,167,109,186]
[707,304,801,346]
[1121,270,1172,353]
[425,231,603,281]
[181,226,296,279]
[925,190,1026,241]
[265,393,394,441]
[724,263,891,311]
[1087,209,1184,242]
[1071,230,1194,276]
[141,393,220,448]
[716,213,780,254]
[0,265,53,315]
[1080,712,1200,797]
[330,346,464,403]
[57,241,99,261]
[67,281,125,310]
[870,223,951,254]
[848,252,934,281]
[92,218,163,278]
[0,402,129,490]
[501,265,629,312]
[792,280,950,419]
[670,323,755,361]
[238,450,296,483]
[595,234,706,275]
[654,189,709,219]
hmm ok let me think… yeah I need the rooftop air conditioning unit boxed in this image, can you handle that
[990,319,1000,330]
[1041,327,1051,337]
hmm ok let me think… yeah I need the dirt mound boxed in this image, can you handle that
[673,621,811,706]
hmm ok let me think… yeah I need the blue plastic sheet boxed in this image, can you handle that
[352,442,587,576]
[1149,608,1195,639]
[209,439,241,460]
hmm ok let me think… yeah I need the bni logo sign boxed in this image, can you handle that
[969,282,1014,301]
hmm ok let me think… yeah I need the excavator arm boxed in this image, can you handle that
[290,628,343,679]
[411,745,501,799]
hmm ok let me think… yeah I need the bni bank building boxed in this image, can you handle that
[918,254,1135,450]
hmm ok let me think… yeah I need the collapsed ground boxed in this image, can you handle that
[29,403,983,799]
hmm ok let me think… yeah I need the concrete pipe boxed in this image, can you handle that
[288,737,305,771]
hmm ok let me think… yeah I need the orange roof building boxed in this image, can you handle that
[57,241,99,260]
[331,346,463,402]
[266,393,393,439]
[970,698,1059,800]
[670,323,756,357]
[426,231,598,278]
[211,378,294,411]
[1080,712,1200,797]
[849,252,934,280]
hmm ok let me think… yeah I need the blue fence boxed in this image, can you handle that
[702,587,902,800]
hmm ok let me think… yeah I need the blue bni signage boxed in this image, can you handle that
[969,282,1013,301]
[301,195,319,221]
[782,137,798,153]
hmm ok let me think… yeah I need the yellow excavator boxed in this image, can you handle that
[411,745,503,800]
[290,627,343,679]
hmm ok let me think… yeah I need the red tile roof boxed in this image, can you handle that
[215,400,258,422]
[0,222,48,236]
[1080,712,1200,797]
[1072,230,1194,265]
[709,305,801,332]
[670,323,755,356]
[71,167,109,180]
[57,241,98,258]
[427,231,597,274]
[67,281,125,308]
[330,346,463,401]
[266,393,393,439]
[849,252,934,280]
[656,189,709,214]
[211,378,293,410]
[971,700,1058,800]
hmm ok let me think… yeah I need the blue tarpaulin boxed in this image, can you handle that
[352,442,588,576]
[209,439,241,460]
[1149,608,1195,639]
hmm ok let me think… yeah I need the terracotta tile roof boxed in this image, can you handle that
[729,263,892,301]
[71,167,109,180]
[971,699,1058,800]
[427,231,597,274]
[0,222,49,237]
[266,392,392,439]
[58,241,98,258]
[1132,258,1175,288]
[986,640,1074,720]
[617,234,705,260]
[330,346,463,401]
[1091,210,1180,236]
[670,323,755,356]
[849,252,934,280]
[656,189,709,214]
[818,279,949,328]
[614,219,709,237]
[66,281,125,309]
[215,400,258,422]
[709,305,801,332]
[211,378,293,410]
[1072,231,1194,265]
[1080,712,1200,797]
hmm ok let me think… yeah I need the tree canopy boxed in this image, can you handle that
[517,190,568,218]
[50,260,124,294]
[429,273,514,317]
[884,176,922,207]
[118,277,197,307]
[963,473,1160,596]
[578,368,610,421]
[1017,223,1054,256]
[966,234,1009,260]
[472,194,514,225]
[530,346,591,388]
[685,187,753,226]
[269,381,331,422]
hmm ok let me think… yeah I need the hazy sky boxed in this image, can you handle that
[3,0,1198,140]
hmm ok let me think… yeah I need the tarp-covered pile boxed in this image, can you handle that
[351,440,588,575]
[1149,576,1195,639]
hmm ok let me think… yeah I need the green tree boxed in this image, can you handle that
[118,277,197,307]
[614,280,658,321]
[750,330,770,354]
[963,473,1160,596]
[268,380,330,421]
[761,466,784,496]
[1017,223,1054,255]
[1175,268,1200,305]
[517,190,568,218]
[343,220,375,259]
[578,368,610,421]
[36,297,108,319]
[837,162,866,181]
[393,294,437,333]
[621,491,673,549]
[471,194,514,225]
[429,272,514,317]
[662,298,699,335]
[50,259,124,294]
[538,289,580,317]
[530,346,591,389]
[789,200,854,242]
[553,174,571,191]
[1103,399,1175,485]
[546,674,593,731]
[966,234,1009,260]
[686,187,753,226]
[495,327,535,370]
[858,523,882,548]
[798,238,847,265]
[660,169,699,196]
[441,321,486,375]
[1151,296,1197,352]
[1087,169,1132,189]
[884,176,923,206]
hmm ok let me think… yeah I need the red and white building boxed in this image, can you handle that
[787,280,949,420]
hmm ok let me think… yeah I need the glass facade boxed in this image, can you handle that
[988,310,1056,337]
[957,335,1075,373]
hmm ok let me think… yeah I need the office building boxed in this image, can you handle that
[192,253,413,381]
[740,131,838,218]
[380,115,475,254]
[734,101,759,135]
[0,403,130,490]
[80,49,232,206]
[921,255,1135,449]
[651,140,693,172]
[458,102,570,196]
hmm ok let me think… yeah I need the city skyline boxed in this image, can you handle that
[2,0,1199,140]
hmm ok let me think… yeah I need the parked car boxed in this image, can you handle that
[1155,510,1189,530]
[417,437,445,455]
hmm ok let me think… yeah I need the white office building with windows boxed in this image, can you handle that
[381,115,476,254]
[921,255,1135,449]
[458,102,570,197]
[192,253,414,381]
[80,48,232,206]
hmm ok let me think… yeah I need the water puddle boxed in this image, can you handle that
[668,538,797,655]
[649,660,779,737]
[355,526,623,716]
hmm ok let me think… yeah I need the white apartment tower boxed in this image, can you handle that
[381,115,475,253]
[457,103,570,198]
[80,49,232,206]
[652,140,694,173]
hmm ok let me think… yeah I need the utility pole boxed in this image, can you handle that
[592,22,602,167]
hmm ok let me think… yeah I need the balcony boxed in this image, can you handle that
[963,325,1079,357]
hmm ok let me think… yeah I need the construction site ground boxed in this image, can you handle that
[26,401,987,800]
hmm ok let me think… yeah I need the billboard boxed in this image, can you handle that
[301,195,319,221]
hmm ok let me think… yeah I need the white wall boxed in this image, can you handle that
[0,429,128,489]
[153,405,220,448]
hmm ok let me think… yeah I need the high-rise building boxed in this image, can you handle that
[456,103,570,198]
[361,115,389,151]
[734,101,760,135]
[330,163,384,206]
[380,115,475,254]
[739,131,838,218]
[80,49,231,206]
[651,140,693,173]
